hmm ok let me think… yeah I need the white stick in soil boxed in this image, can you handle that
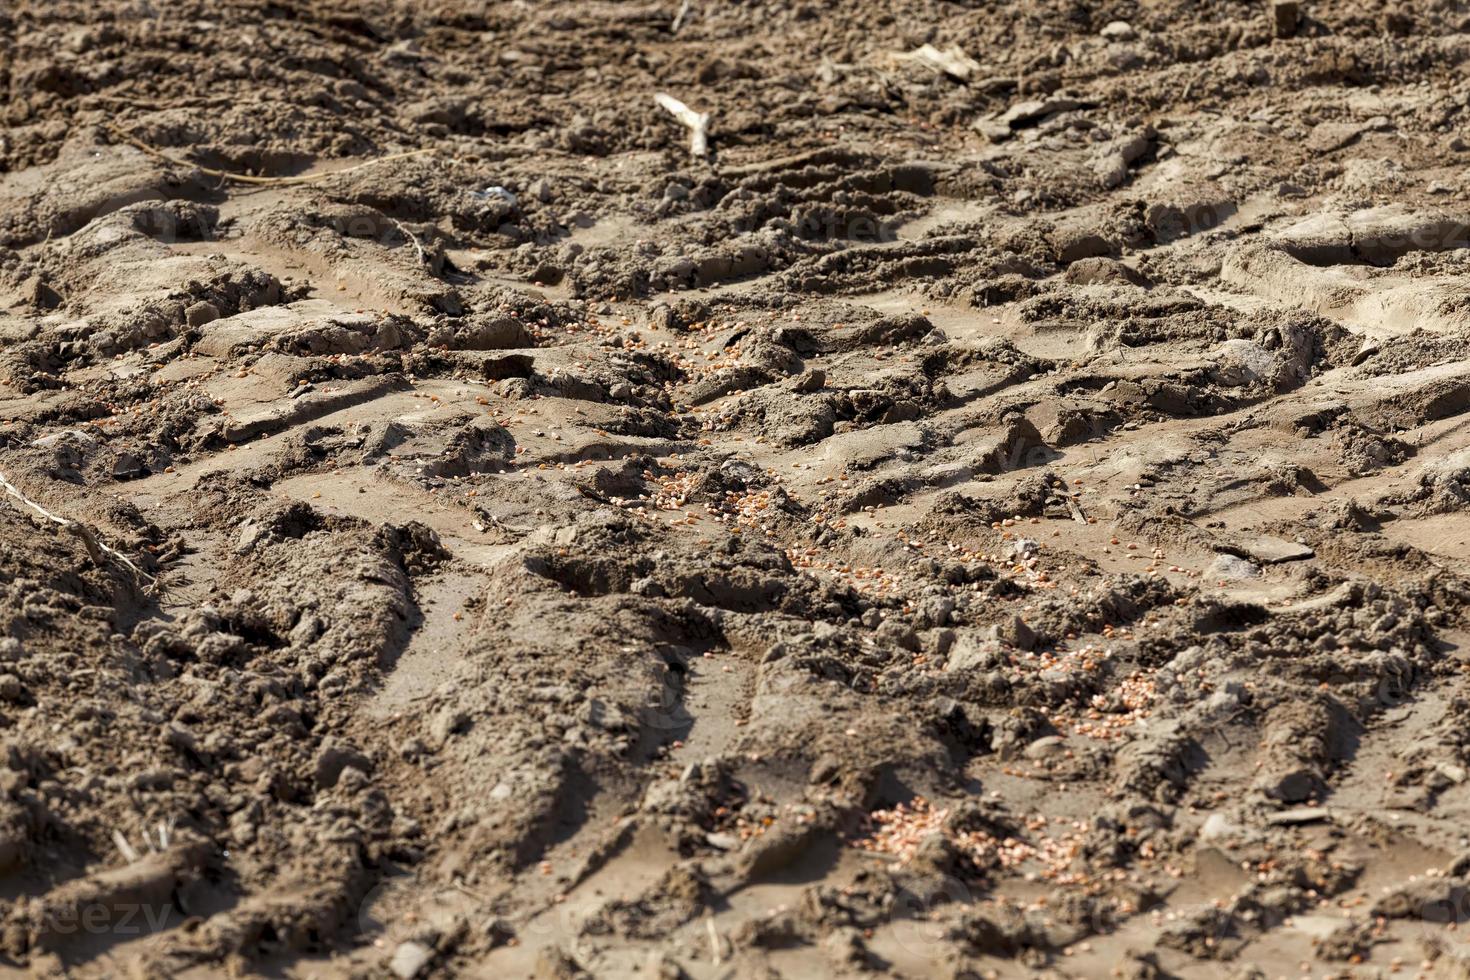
[654,92,710,159]
[112,829,140,864]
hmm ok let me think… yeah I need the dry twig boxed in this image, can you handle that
[391,218,429,266]
[0,468,153,584]
[705,912,722,965]
[112,829,141,864]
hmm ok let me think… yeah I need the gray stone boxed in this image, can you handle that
[389,940,434,979]
[1207,554,1261,581]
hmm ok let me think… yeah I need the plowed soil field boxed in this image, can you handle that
[5,2,1470,977]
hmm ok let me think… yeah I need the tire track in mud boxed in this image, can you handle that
[7,2,1470,976]
[9,205,1470,977]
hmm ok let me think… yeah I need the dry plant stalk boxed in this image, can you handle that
[0,468,152,584]
[654,92,710,159]
[391,218,429,266]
